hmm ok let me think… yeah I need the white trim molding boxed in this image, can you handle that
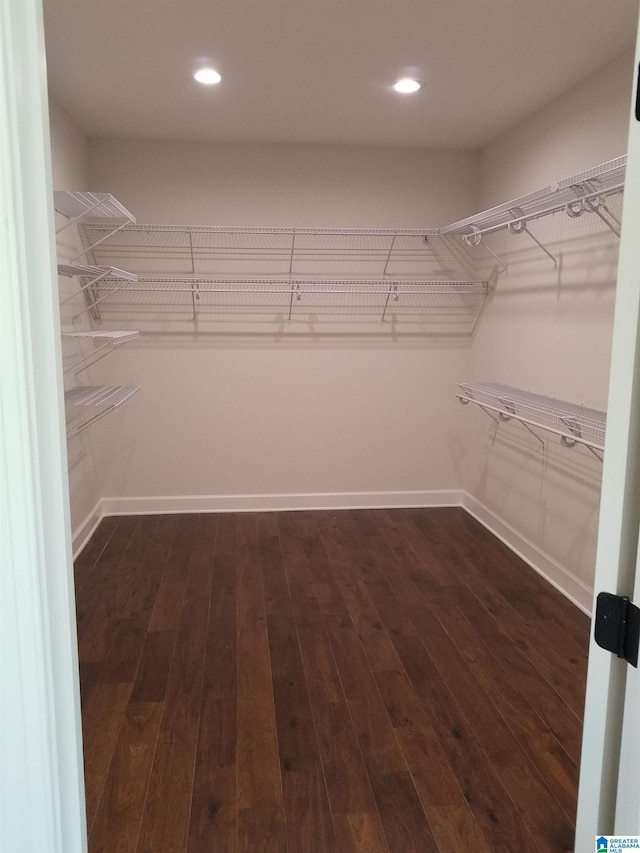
[80,489,593,615]
[461,491,593,615]
[100,489,462,516]
[72,501,104,559]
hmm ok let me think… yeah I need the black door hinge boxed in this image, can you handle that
[594,592,640,668]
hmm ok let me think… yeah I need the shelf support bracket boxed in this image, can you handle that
[508,208,557,269]
[191,280,200,323]
[288,282,300,322]
[381,283,398,323]
[71,219,132,264]
[382,235,397,276]
[188,228,195,275]
[289,232,296,275]
[64,339,125,377]
[516,418,545,447]
[67,404,123,439]
[462,227,508,274]
[458,393,501,425]
[592,204,622,238]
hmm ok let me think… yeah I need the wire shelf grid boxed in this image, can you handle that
[457,381,606,452]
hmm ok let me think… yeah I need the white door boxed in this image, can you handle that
[575,12,640,848]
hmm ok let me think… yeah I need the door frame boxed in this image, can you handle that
[0,1,86,851]
[575,12,640,847]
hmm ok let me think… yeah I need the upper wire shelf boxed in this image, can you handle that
[440,156,625,242]
[78,224,447,280]
[54,191,137,264]
[457,381,606,458]
[54,191,136,231]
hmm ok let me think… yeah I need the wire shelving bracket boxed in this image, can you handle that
[61,330,139,375]
[58,263,138,321]
[64,384,140,438]
[456,381,606,460]
[54,191,137,263]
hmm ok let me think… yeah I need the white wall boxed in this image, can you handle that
[48,97,88,191]
[88,140,478,506]
[49,96,105,546]
[479,51,634,207]
[460,51,635,590]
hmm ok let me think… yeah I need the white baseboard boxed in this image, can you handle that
[461,491,593,615]
[74,489,592,614]
[71,500,104,559]
[100,489,462,516]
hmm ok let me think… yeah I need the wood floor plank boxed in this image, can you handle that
[438,722,543,853]
[89,701,163,853]
[130,629,177,704]
[136,593,209,853]
[237,806,288,853]
[281,768,338,853]
[324,612,406,777]
[76,516,141,652]
[82,682,132,834]
[187,513,238,852]
[187,767,236,853]
[277,514,378,819]
[236,513,283,811]
[425,805,494,853]
[99,616,148,686]
[331,812,390,853]
[369,770,440,853]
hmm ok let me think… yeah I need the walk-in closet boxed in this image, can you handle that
[5,1,640,851]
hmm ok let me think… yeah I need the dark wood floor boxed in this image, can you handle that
[74,507,590,852]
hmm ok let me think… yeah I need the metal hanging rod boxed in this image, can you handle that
[457,381,606,458]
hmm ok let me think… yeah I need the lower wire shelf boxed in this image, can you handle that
[64,385,140,438]
[456,381,606,458]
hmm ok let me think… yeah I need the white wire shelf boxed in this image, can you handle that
[54,191,137,266]
[441,156,625,243]
[93,277,490,325]
[61,330,139,375]
[456,381,606,456]
[58,263,138,281]
[64,385,140,438]
[58,264,139,322]
[54,191,136,231]
[61,331,139,342]
[78,224,447,280]
[65,385,140,407]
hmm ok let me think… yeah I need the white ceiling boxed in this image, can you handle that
[43,0,639,150]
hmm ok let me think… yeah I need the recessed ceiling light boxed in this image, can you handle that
[393,78,422,94]
[194,68,222,85]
